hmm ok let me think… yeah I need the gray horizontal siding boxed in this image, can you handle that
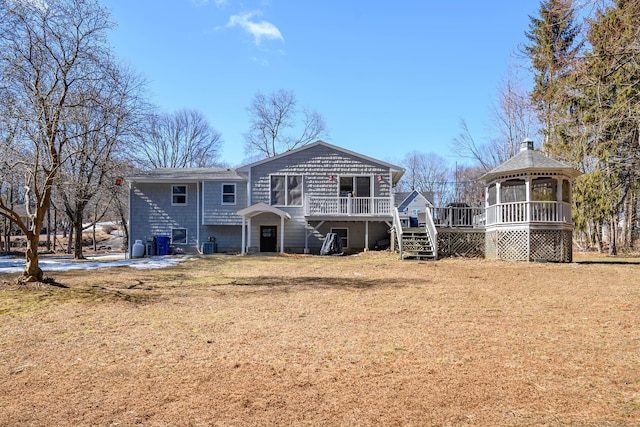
[202,180,247,225]
[129,182,200,249]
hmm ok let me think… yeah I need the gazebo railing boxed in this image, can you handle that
[486,201,572,225]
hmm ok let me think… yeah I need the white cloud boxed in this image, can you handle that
[192,0,227,7]
[225,12,284,45]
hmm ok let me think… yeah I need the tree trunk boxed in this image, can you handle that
[67,225,74,255]
[73,209,86,260]
[595,221,603,253]
[93,223,97,252]
[23,232,43,282]
[46,207,52,252]
[608,217,617,256]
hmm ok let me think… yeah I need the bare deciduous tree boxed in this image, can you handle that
[135,109,223,169]
[244,89,328,158]
[56,64,145,259]
[452,71,540,171]
[0,0,121,281]
[396,151,453,206]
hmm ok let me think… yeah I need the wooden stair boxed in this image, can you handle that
[401,228,436,260]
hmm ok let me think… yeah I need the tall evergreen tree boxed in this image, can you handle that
[580,0,640,253]
[524,0,582,157]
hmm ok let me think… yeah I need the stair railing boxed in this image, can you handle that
[392,207,403,259]
[424,208,438,260]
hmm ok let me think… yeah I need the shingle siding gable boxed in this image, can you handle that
[249,145,393,204]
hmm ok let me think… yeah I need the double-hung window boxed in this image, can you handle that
[222,183,236,205]
[271,175,303,206]
[172,185,187,205]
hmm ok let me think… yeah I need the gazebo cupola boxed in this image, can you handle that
[480,138,582,262]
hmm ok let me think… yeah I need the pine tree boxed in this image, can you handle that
[524,0,582,157]
[581,0,640,253]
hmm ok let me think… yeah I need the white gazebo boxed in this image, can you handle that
[480,139,582,262]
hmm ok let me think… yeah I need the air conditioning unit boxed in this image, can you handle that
[202,242,217,254]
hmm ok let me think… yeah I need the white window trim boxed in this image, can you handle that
[171,227,187,245]
[337,175,373,197]
[222,183,237,205]
[331,227,349,248]
[172,184,188,206]
[270,174,304,207]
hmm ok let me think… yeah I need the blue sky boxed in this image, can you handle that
[106,1,538,167]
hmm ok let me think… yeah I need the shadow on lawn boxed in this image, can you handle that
[575,259,640,265]
[229,276,414,289]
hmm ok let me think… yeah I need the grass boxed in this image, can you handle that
[0,251,639,426]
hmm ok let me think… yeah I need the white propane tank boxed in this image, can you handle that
[132,239,145,258]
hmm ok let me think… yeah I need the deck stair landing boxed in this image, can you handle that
[401,227,436,260]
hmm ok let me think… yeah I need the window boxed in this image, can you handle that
[339,176,371,197]
[487,184,497,205]
[331,227,348,248]
[172,228,187,245]
[532,178,557,201]
[172,185,187,205]
[270,175,303,206]
[562,179,570,203]
[222,183,236,205]
[500,179,526,203]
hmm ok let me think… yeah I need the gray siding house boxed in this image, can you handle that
[127,141,405,255]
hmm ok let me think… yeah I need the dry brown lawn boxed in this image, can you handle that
[1,252,639,426]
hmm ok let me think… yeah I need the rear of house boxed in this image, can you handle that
[126,141,405,255]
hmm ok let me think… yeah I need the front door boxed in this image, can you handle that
[260,225,278,252]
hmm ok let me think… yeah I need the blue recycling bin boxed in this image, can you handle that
[155,236,171,255]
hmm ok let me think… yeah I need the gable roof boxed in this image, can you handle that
[237,140,405,184]
[480,149,582,182]
[236,202,292,219]
[126,167,245,183]
[395,190,434,210]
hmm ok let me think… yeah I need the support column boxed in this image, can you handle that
[365,221,369,250]
[247,218,251,252]
[241,216,246,255]
[280,215,285,253]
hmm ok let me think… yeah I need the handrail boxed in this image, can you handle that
[424,207,438,260]
[392,207,403,259]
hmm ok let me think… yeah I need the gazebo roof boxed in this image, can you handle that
[480,143,582,183]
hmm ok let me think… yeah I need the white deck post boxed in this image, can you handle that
[280,215,285,253]
[247,218,251,251]
[365,221,369,250]
[241,216,246,255]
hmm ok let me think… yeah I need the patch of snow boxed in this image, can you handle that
[0,254,188,274]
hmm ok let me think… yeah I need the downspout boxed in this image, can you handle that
[246,169,252,253]
[197,181,201,253]
[127,181,132,259]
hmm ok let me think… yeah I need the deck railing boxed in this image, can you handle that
[305,196,393,217]
[305,197,571,226]
[485,201,572,225]
[432,206,485,228]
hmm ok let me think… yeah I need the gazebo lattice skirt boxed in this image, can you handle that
[437,231,485,258]
[485,228,573,262]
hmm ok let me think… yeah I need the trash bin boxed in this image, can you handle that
[155,236,171,255]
